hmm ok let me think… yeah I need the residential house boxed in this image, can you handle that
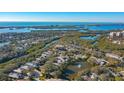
[9,72,23,79]
[106,53,121,60]
[13,68,23,74]
[97,59,108,66]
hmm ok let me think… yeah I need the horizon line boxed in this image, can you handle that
[0,21,124,23]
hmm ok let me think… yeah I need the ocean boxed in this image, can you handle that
[0,22,124,33]
[0,22,85,26]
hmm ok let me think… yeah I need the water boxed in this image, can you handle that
[0,28,31,33]
[80,36,98,40]
[0,22,85,33]
[79,29,87,32]
[0,28,80,33]
[63,62,84,75]
[61,62,84,80]
[0,22,124,33]
[88,25,124,31]
[0,22,121,27]
[0,22,84,26]
[0,42,10,47]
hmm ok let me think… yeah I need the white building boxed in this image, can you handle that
[109,31,124,44]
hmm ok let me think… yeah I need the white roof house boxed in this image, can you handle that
[91,73,98,79]
[32,61,39,64]
[36,57,41,61]
[20,65,30,70]
[57,56,65,63]
[26,62,37,67]
[97,59,108,66]
[55,44,64,48]
[13,68,23,73]
[9,73,20,79]
[41,54,47,58]
[53,63,61,66]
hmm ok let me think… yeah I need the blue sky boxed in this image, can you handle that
[0,12,124,22]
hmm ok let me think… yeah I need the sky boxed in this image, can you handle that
[0,12,124,22]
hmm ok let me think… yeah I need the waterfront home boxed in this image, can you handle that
[20,65,31,70]
[9,72,23,79]
[13,68,23,74]
[26,62,37,68]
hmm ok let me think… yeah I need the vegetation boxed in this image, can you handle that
[97,36,124,51]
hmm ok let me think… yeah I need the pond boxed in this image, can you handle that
[80,34,101,40]
[79,29,87,32]
[61,62,85,80]
[0,42,10,47]
[80,36,98,40]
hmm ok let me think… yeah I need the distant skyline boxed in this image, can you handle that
[0,12,124,22]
